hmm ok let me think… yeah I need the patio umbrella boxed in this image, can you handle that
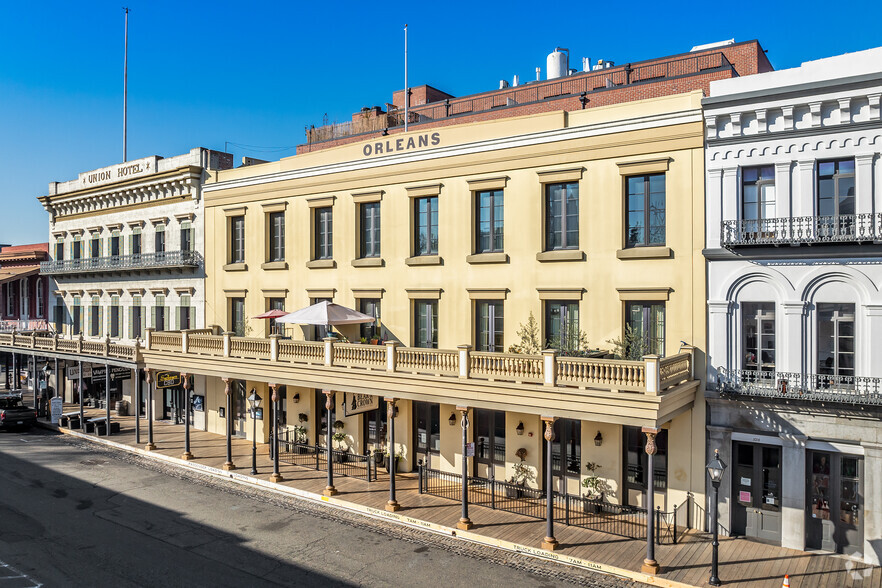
[252,309,289,320]
[275,300,375,327]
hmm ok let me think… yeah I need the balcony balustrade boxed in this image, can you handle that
[720,214,882,248]
[0,330,695,398]
[40,250,202,276]
[716,368,882,405]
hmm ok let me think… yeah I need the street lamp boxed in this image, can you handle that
[706,448,727,587]
[248,389,262,475]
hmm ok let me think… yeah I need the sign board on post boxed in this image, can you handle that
[342,392,380,417]
[465,442,475,457]
[156,372,182,389]
[50,397,63,425]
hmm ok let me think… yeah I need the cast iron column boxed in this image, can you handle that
[181,374,192,460]
[78,360,84,431]
[385,397,399,511]
[222,378,235,470]
[11,352,17,391]
[541,417,559,550]
[134,368,140,445]
[269,384,283,483]
[710,478,721,585]
[641,427,661,575]
[104,363,111,435]
[145,369,156,450]
[457,406,472,530]
[323,390,337,496]
[30,355,36,414]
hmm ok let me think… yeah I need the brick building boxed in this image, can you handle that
[0,243,50,332]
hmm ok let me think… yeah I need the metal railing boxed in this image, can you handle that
[418,464,689,544]
[717,368,882,405]
[277,432,376,482]
[306,52,732,144]
[40,250,202,275]
[721,214,882,247]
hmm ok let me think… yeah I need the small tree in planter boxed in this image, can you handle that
[581,462,604,512]
[507,448,535,498]
[508,314,541,355]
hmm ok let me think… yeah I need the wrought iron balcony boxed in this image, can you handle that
[40,250,202,276]
[716,368,882,405]
[720,214,882,248]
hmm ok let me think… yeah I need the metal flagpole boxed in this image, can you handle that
[123,7,129,162]
[404,24,408,133]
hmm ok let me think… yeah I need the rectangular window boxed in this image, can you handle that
[626,174,666,248]
[35,279,44,318]
[817,303,855,378]
[268,212,285,262]
[131,229,142,256]
[474,408,505,464]
[155,225,166,254]
[359,202,381,258]
[626,302,665,357]
[110,297,120,338]
[365,406,387,445]
[5,283,14,317]
[358,298,380,341]
[818,159,855,217]
[230,216,245,263]
[742,302,775,372]
[132,297,143,339]
[72,299,81,336]
[742,166,776,222]
[72,238,82,260]
[545,301,579,349]
[180,222,193,253]
[154,295,166,332]
[110,232,121,257]
[54,300,65,333]
[476,189,504,253]
[268,297,285,336]
[90,235,100,259]
[54,239,64,261]
[552,418,582,478]
[624,426,668,503]
[230,297,245,337]
[90,297,100,336]
[314,207,333,260]
[414,196,439,256]
[178,294,192,331]
[476,300,504,352]
[414,300,438,348]
[545,182,578,250]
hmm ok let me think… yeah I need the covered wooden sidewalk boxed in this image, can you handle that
[44,409,880,588]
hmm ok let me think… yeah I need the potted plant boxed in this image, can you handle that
[383,446,400,473]
[581,462,604,513]
[506,448,534,498]
[372,447,385,466]
[332,420,348,462]
[292,424,307,444]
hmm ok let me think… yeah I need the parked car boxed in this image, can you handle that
[0,393,37,430]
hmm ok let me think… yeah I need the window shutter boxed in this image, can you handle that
[128,306,133,339]
[152,306,157,329]
[164,306,169,330]
[141,305,146,335]
[191,306,196,329]
[173,304,179,331]
[98,305,104,336]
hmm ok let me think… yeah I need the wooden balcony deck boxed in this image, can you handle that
[42,407,881,588]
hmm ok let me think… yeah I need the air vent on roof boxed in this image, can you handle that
[690,39,735,52]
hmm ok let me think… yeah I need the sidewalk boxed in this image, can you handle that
[39,411,879,588]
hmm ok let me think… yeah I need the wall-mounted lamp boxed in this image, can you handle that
[292,392,300,403]
[515,422,524,436]
[448,412,456,426]
[594,431,603,446]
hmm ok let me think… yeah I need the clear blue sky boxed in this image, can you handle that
[1,0,880,245]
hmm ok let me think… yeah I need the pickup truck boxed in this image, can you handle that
[0,393,37,430]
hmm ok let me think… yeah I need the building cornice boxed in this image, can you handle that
[203,109,703,195]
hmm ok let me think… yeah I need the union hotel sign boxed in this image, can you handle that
[78,156,159,188]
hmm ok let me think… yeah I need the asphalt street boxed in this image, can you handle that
[0,428,633,587]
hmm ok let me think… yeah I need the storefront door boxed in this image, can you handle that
[233,380,247,438]
[547,419,580,495]
[807,451,863,555]
[731,441,782,543]
[413,401,440,469]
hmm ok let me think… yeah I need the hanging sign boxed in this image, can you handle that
[342,392,379,417]
[156,371,182,389]
[90,366,132,383]
[66,365,92,380]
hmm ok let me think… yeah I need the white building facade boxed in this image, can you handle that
[40,148,232,342]
[704,48,882,563]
